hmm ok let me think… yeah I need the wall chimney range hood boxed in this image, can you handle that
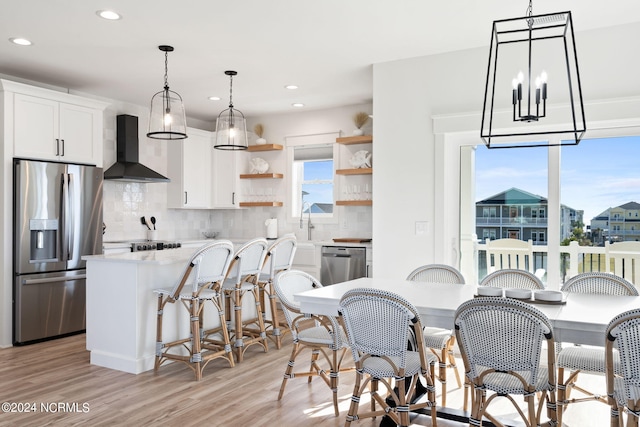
[103,114,170,182]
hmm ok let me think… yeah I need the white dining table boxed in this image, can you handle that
[295,277,640,346]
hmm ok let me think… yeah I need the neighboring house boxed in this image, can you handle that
[303,202,333,214]
[476,188,583,245]
[589,201,640,243]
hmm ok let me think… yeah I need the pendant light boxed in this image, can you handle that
[480,0,586,148]
[214,70,248,150]
[147,45,187,140]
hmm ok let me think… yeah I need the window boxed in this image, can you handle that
[291,144,334,220]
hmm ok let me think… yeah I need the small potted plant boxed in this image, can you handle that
[254,123,266,145]
[352,112,369,136]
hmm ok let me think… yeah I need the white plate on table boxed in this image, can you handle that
[534,290,564,302]
[504,288,532,300]
[477,286,503,297]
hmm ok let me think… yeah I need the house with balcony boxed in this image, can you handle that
[590,201,640,243]
[476,188,583,245]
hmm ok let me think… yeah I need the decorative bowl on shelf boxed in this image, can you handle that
[249,157,269,174]
[202,231,219,239]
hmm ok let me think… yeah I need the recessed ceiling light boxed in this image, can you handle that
[208,96,221,101]
[292,103,305,108]
[9,37,32,46]
[285,85,298,90]
[97,10,122,20]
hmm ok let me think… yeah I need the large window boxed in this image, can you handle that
[291,144,334,220]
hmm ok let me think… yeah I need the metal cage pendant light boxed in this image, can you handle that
[480,0,586,149]
[147,45,187,140]
[214,70,248,150]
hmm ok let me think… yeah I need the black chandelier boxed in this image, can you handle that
[147,45,187,140]
[480,1,586,149]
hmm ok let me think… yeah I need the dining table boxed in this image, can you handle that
[294,276,640,426]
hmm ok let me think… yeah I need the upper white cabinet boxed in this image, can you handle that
[3,79,107,166]
[211,147,245,208]
[166,128,212,209]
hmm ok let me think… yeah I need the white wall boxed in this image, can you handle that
[372,21,640,281]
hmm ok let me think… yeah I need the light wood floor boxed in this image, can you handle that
[0,330,611,427]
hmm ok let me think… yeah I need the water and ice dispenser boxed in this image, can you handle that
[29,219,58,262]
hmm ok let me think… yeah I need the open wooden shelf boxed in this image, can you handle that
[247,144,283,152]
[336,135,373,145]
[336,200,372,206]
[239,173,284,179]
[239,201,283,207]
[336,167,372,175]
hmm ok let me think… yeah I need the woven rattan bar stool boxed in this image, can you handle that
[257,235,297,349]
[221,238,269,362]
[153,240,235,380]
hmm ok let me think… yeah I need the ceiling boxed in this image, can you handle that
[2,1,640,123]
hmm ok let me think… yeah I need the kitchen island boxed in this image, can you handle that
[83,248,206,374]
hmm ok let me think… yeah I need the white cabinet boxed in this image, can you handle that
[10,86,106,165]
[167,128,212,209]
[211,148,244,208]
[292,243,321,278]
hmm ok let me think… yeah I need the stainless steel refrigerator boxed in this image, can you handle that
[13,159,103,344]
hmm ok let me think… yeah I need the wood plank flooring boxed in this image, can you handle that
[0,330,610,427]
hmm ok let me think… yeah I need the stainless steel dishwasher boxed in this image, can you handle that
[320,246,366,285]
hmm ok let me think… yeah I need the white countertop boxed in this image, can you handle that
[84,247,195,264]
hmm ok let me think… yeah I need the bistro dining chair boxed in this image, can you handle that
[479,268,545,290]
[407,264,465,408]
[605,308,640,427]
[339,288,438,427]
[221,237,269,362]
[153,240,235,380]
[273,270,350,417]
[454,297,558,427]
[556,272,638,425]
[257,234,297,349]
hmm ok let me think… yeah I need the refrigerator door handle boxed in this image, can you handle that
[60,172,70,262]
[67,173,75,260]
[22,274,86,285]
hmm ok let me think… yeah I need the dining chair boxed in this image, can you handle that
[557,272,638,425]
[257,234,297,349]
[605,241,640,287]
[407,264,465,408]
[153,240,235,380]
[454,296,557,427]
[605,308,640,427]
[273,269,350,417]
[339,287,438,427]
[479,268,545,289]
[221,237,269,362]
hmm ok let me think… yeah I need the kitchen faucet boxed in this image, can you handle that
[300,201,314,240]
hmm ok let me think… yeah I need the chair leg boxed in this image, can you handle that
[278,340,299,401]
[267,284,283,349]
[154,294,164,372]
[345,369,364,427]
[330,349,340,417]
[233,287,245,362]
[438,347,448,407]
[189,297,203,381]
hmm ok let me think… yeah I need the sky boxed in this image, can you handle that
[475,136,640,224]
[302,160,334,205]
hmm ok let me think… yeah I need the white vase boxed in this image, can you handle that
[256,137,267,145]
[352,129,364,136]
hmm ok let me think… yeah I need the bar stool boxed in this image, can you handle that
[221,238,269,362]
[153,240,235,380]
[257,234,297,349]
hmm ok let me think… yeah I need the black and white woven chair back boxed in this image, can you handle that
[265,235,297,279]
[606,308,640,410]
[273,270,322,331]
[480,268,544,290]
[562,271,638,296]
[227,238,268,284]
[406,264,465,284]
[455,296,552,388]
[339,288,418,368]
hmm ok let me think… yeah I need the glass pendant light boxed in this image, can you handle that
[147,45,187,140]
[214,70,248,150]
